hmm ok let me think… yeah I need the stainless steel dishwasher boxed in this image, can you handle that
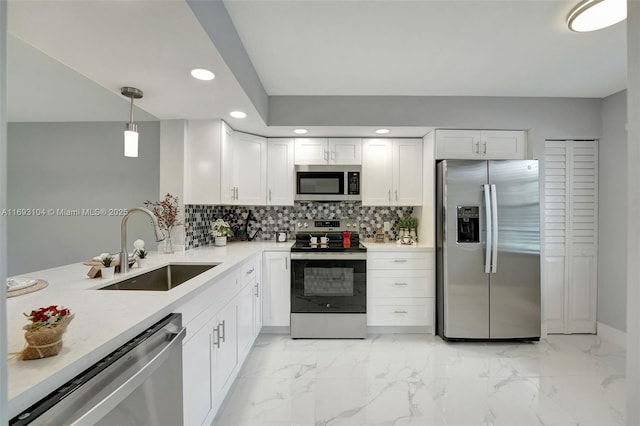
[10,313,185,426]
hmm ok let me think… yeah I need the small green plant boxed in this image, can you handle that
[101,255,113,267]
[135,248,148,259]
[210,219,232,237]
[406,216,419,229]
[396,216,418,229]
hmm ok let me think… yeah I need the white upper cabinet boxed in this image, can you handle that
[362,138,422,206]
[330,138,362,164]
[294,138,362,165]
[435,129,526,160]
[234,132,267,205]
[220,121,236,204]
[185,120,223,205]
[221,129,267,205]
[267,138,294,205]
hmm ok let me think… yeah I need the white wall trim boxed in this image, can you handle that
[598,321,626,349]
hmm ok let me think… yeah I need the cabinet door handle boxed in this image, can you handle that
[388,190,391,201]
[324,150,329,161]
[483,141,487,154]
[331,150,335,160]
[218,320,225,343]
[235,187,239,200]
[393,259,408,263]
[269,189,272,202]
[395,189,398,201]
[394,282,409,286]
[213,328,220,348]
[255,283,259,298]
[247,267,255,275]
[394,310,408,314]
[285,259,288,270]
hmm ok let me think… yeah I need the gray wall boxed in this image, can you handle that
[7,121,160,275]
[599,90,628,332]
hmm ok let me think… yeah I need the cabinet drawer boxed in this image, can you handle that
[368,298,434,326]
[367,252,433,270]
[241,256,257,284]
[368,270,434,298]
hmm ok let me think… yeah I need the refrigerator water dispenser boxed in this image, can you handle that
[456,206,479,243]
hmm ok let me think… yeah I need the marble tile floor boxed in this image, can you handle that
[212,333,626,426]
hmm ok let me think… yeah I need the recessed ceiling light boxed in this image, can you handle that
[293,128,308,135]
[376,128,390,134]
[190,68,215,81]
[567,0,626,32]
[230,111,247,119]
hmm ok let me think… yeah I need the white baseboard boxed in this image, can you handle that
[597,322,626,348]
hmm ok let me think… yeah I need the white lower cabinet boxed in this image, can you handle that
[237,276,256,356]
[179,254,263,426]
[182,317,213,426]
[213,298,238,399]
[263,251,291,327]
[367,250,435,330]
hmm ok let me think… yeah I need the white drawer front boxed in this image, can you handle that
[368,270,434,298]
[367,252,433,270]
[241,257,257,284]
[368,298,434,326]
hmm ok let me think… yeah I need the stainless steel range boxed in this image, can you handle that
[290,218,367,339]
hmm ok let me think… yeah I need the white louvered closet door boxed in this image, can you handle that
[544,140,598,334]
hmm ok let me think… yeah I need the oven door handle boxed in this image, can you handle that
[290,252,367,260]
[69,327,186,425]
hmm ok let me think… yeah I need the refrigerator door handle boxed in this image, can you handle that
[483,184,492,274]
[490,184,498,273]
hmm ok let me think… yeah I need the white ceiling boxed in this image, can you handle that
[224,0,626,97]
[6,0,627,137]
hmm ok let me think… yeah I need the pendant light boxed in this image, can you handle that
[567,0,626,32]
[121,86,143,158]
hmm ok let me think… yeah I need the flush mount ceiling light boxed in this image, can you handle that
[121,86,143,158]
[230,111,247,119]
[567,0,626,32]
[190,68,215,81]
[375,128,390,134]
[293,128,308,135]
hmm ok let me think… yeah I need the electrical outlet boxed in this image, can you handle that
[383,221,391,231]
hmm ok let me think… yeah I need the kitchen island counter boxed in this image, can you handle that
[5,241,290,418]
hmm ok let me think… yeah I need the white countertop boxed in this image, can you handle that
[6,239,429,417]
[6,241,291,418]
[361,239,434,251]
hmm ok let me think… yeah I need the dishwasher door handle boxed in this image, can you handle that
[70,327,186,425]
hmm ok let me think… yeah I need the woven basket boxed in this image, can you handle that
[19,314,74,360]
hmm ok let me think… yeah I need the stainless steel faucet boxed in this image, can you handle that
[120,207,165,274]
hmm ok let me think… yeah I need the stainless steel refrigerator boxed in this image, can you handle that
[436,160,540,341]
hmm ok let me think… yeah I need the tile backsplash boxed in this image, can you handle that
[185,201,414,249]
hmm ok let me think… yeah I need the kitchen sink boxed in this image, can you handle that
[98,263,219,291]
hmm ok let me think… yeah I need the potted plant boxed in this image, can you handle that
[144,193,182,254]
[136,248,149,268]
[396,216,410,237]
[100,255,115,279]
[210,219,232,246]
[406,216,419,239]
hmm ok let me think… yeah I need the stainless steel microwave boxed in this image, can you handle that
[295,166,361,201]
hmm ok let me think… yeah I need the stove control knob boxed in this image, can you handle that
[297,222,302,228]
[303,222,309,228]
[346,222,352,228]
